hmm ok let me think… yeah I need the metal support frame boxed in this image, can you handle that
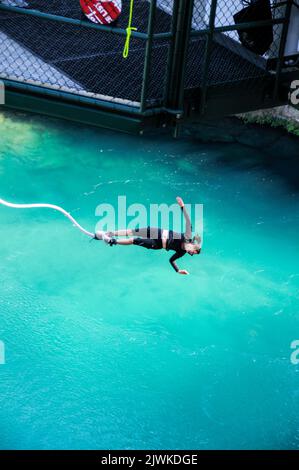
[0,1,298,134]
[163,0,180,108]
[200,0,218,115]
[273,0,294,99]
[165,0,194,120]
[0,3,146,39]
[140,0,157,112]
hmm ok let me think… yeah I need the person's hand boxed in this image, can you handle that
[176,196,184,208]
[178,269,189,275]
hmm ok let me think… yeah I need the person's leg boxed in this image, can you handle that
[98,227,159,245]
[132,227,162,238]
[115,238,134,246]
[132,227,149,237]
[110,229,134,237]
[94,230,105,240]
[105,227,151,238]
[95,228,133,239]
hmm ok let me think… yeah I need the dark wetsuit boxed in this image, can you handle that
[132,207,192,272]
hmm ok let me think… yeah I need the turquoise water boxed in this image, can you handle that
[0,111,298,450]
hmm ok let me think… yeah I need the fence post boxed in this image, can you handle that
[140,0,157,113]
[163,0,180,108]
[273,0,293,101]
[200,0,218,115]
[165,0,194,118]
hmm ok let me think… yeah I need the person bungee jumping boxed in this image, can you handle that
[95,197,202,275]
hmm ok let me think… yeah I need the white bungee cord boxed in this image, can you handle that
[0,198,96,239]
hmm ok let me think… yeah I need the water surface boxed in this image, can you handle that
[0,111,298,449]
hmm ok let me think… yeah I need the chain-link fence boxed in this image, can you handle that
[185,0,295,98]
[0,1,160,108]
[0,0,296,119]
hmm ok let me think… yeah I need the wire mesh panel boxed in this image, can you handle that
[144,1,179,107]
[1,0,81,19]
[1,0,159,31]
[0,1,161,107]
[184,0,292,95]
[215,0,284,60]
[0,1,177,108]
[0,0,296,125]
[145,37,171,105]
[185,35,269,90]
[148,0,173,32]
[190,0,208,28]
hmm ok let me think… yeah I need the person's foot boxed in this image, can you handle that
[103,233,117,246]
[94,231,104,240]
[102,233,111,244]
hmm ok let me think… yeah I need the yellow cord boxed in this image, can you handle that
[123,0,137,59]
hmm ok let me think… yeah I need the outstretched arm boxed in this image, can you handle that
[169,252,189,275]
[176,197,192,241]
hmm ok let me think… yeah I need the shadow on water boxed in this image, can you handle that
[184,117,299,191]
[1,109,299,190]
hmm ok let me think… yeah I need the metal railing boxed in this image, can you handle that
[0,0,296,122]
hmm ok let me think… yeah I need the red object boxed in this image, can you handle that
[80,0,122,25]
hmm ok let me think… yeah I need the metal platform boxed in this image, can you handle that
[0,0,298,134]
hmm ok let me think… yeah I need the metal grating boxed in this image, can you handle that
[0,0,296,120]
